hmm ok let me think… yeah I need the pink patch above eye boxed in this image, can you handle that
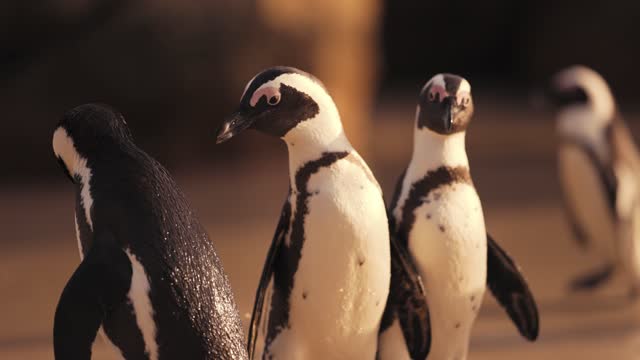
[429,85,448,102]
[250,86,281,107]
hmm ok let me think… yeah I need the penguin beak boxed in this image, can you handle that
[216,111,254,144]
[442,97,455,132]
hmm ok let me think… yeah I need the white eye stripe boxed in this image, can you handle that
[429,85,449,101]
[429,74,446,88]
[456,79,471,95]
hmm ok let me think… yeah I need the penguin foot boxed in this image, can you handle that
[569,264,615,292]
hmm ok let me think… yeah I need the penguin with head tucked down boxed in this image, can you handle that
[52,103,248,360]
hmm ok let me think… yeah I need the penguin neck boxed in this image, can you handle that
[410,127,469,175]
[283,104,353,187]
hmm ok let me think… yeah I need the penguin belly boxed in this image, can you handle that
[267,163,391,360]
[558,145,618,261]
[408,183,487,360]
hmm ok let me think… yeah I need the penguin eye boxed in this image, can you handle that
[457,92,471,107]
[268,94,281,106]
[250,86,281,107]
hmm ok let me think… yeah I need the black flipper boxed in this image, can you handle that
[388,234,431,360]
[486,234,539,341]
[569,264,615,292]
[247,198,291,360]
[53,233,131,359]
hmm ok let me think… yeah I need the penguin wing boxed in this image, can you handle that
[53,233,132,359]
[387,233,431,359]
[247,198,291,360]
[486,233,539,341]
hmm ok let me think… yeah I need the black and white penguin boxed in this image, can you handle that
[550,65,640,294]
[52,103,248,360]
[216,66,416,360]
[378,74,539,360]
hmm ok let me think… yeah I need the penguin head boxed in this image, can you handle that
[549,65,615,120]
[416,74,474,135]
[216,66,338,144]
[53,103,133,183]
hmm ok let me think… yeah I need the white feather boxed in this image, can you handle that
[254,73,353,170]
[406,182,486,360]
[456,79,471,95]
[53,128,94,231]
[255,74,389,358]
[74,214,83,259]
[393,128,468,222]
[559,145,618,262]
[426,74,446,90]
[554,66,616,162]
[266,153,390,359]
[125,249,159,360]
[553,65,615,122]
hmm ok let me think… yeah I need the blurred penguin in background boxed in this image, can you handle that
[551,65,640,297]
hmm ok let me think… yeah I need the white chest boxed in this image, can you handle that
[558,144,617,257]
[407,183,487,293]
[275,160,390,358]
[403,183,487,359]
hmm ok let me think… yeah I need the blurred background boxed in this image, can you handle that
[2,0,640,358]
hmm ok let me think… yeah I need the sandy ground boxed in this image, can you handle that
[3,100,640,359]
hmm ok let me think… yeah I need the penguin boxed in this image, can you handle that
[216,66,425,360]
[378,74,539,360]
[550,65,640,295]
[52,103,248,360]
